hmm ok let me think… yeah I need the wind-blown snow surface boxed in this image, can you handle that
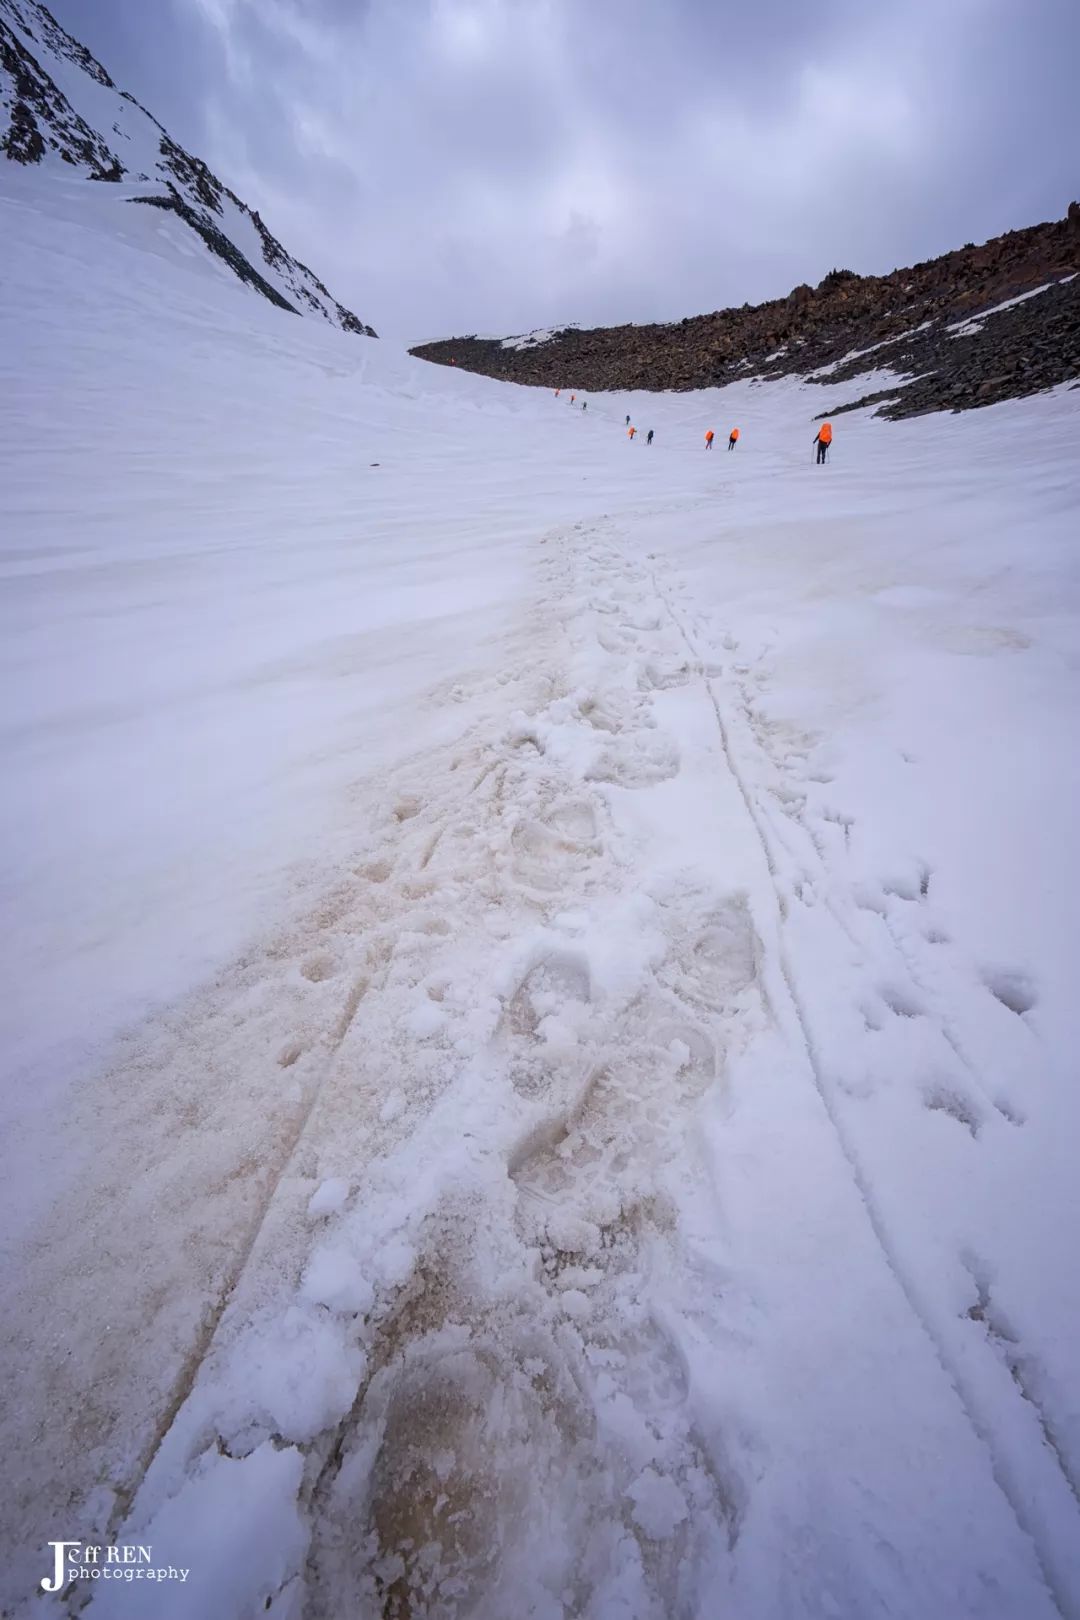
[3,169,1080,1619]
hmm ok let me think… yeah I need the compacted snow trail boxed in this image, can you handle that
[28,512,1066,1620]
[65,518,756,1617]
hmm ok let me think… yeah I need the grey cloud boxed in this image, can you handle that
[48,0,1080,341]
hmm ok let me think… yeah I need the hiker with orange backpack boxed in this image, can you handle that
[628,425,637,440]
[814,421,833,464]
[705,429,715,449]
[728,427,740,451]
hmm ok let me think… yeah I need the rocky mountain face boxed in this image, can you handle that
[0,0,376,335]
[412,210,1080,418]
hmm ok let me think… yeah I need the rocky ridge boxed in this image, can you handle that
[412,209,1080,418]
[0,0,376,336]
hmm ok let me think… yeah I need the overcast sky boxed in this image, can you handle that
[50,0,1080,342]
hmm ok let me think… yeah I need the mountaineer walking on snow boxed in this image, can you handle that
[647,429,654,445]
[814,421,833,464]
[626,415,631,426]
[728,428,740,451]
[582,401,587,411]
[628,426,637,440]
[705,429,715,449]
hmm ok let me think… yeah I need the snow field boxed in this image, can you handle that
[20,508,1071,1619]
[3,168,1080,1619]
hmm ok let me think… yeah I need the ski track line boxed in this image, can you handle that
[75,907,392,1587]
[722,605,1080,1512]
[33,555,575,1618]
[57,821,430,1612]
[47,838,393,1591]
[644,549,1080,1620]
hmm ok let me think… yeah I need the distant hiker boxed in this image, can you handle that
[646,429,654,445]
[628,426,637,440]
[626,415,631,426]
[728,427,739,451]
[705,429,715,449]
[555,389,561,398]
[814,421,833,464]
[582,401,587,411]
[571,394,576,404]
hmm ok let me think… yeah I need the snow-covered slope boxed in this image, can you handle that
[3,168,1080,1620]
[0,0,376,333]
[501,322,580,350]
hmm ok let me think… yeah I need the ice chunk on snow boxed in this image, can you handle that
[301,1246,375,1316]
[92,1444,306,1619]
[405,1000,447,1039]
[559,1288,592,1320]
[536,1013,579,1050]
[245,1306,365,1441]
[627,1467,689,1540]
[307,1177,349,1218]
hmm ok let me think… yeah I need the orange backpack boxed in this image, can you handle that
[819,422,833,444]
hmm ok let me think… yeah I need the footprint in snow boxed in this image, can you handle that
[637,659,693,692]
[980,966,1037,1017]
[510,807,601,892]
[502,951,592,1043]
[300,954,338,984]
[658,897,759,1014]
[585,735,680,789]
[922,1080,983,1138]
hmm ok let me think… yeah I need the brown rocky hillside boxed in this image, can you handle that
[411,206,1080,418]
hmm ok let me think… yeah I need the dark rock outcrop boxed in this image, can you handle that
[131,191,299,315]
[1,0,377,336]
[1,12,120,176]
[412,209,1080,419]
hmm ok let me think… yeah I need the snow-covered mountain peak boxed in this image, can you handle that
[0,0,376,334]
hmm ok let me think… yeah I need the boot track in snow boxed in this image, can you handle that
[10,514,1075,1620]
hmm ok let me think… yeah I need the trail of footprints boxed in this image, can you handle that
[312,530,756,1618]
[95,523,756,1620]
